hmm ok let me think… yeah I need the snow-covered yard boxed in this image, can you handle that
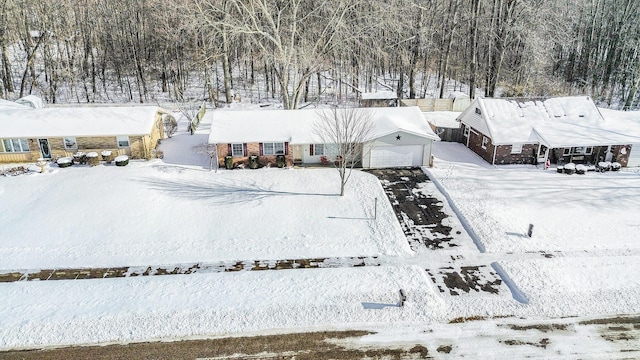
[1,129,639,355]
[428,143,640,254]
[0,164,407,270]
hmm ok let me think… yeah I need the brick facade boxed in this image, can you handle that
[464,128,495,164]
[461,126,633,167]
[494,144,538,165]
[217,142,294,168]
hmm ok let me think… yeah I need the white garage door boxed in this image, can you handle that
[628,144,640,167]
[369,145,424,168]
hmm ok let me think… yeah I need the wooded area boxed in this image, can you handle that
[0,0,638,109]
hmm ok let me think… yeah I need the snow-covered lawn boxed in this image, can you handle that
[0,164,408,270]
[427,142,640,254]
[2,134,640,354]
[1,266,445,349]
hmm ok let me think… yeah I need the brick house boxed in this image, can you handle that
[0,105,165,163]
[458,96,640,167]
[208,106,440,169]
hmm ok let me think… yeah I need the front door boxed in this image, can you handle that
[38,139,52,159]
[537,144,548,164]
[293,145,303,163]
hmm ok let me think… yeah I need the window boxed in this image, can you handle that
[564,147,593,156]
[1,138,29,152]
[313,144,325,156]
[573,146,593,155]
[463,126,470,138]
[511,144,523,154]
[231,143,244,157]
[116,135,130,147]
[481,136,489,149]
[475,107,482,115]
[263,142,285,155]
[63,137,77,150]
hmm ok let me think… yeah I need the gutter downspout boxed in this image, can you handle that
[492,144,497,165]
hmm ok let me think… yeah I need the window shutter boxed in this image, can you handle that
[309,144,314,156]
[227,144,232,155]
[259,143,263,156]
[243,143,248,156]
[285,142,289,155]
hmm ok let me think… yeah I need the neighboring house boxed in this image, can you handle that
[359,91,398,107]
[458,96,640,166]
[208,106,439,169]
[424,111,462,142]
[0,105,165,163]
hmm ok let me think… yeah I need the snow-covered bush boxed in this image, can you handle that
[556,165,564,174]
[249,155,259,169]
[101,150,113,163]
[564,163,576,175]
[115,155,129,167]
[86,152,99,166]
[575,164,587,175]
[224,156,234,169]
[611,162,621,171]
[56,157,73,168]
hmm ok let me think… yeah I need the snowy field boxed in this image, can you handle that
[428,142,640,254]
[0,162,407,270]
[1,121,639,355]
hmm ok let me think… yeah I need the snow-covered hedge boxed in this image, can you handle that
[563,163,576,175]
[115,155,129,167]
[56,157,73,168]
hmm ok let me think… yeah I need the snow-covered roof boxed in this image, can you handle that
[423,111,462,129]
[459,96,640,146]
[448,91,469,99]
[361,91,398,100]
[0,99,31,110]
[0,106,160,138]
[15,95,46,109]
[208,106,439,144]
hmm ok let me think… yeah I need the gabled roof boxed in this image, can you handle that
[0,106,160,138]
[458,96,640,146]
[207,106,439,144]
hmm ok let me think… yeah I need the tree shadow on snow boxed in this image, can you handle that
[137,177,337,204]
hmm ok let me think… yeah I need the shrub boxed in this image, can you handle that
[276,154,286,168]
[249,155,259,169]
[224,155,234,169]
[115,155,129,166]
[56,157,73,168]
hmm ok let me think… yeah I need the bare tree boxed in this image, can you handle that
[192,142,218,171]
[314,106,373,196]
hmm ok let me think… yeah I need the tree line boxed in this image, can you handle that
[0,0,638,110]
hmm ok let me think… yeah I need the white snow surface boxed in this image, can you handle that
[2,124,640,351]
[0,165,408,269]
[207,106,439,144]
[423,111,461,128]
[0,105,160,137]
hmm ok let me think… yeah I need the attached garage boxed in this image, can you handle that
[369,145,425,168]
[362,128,437,168]
[628,144,640,167]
